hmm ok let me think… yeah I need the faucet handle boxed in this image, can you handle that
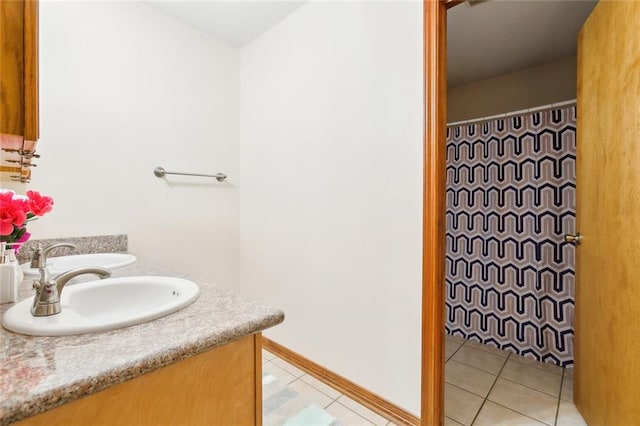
[31,243,77,269]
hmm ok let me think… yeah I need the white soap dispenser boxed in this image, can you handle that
[0,242,20,304]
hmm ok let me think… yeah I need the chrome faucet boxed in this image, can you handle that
[30,243,112,317]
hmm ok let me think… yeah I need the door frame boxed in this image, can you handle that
[421,1,457,424]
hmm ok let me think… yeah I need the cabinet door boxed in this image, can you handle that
[17,334,263,425]
[0,0,38,182]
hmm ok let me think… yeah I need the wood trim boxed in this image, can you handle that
[422,1,447,425]
[262,338,420,426]
[23,0,38,142]
[254,333,263,426]
[0,0,25,137]
[443,0,465,9]
[0,165,24,174]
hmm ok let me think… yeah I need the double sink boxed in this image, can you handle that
[2,253,200,336]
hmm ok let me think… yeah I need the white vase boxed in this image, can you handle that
[0,250,20,303]
[5,248,24,282]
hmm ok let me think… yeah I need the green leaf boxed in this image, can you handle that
[15,227,26,240]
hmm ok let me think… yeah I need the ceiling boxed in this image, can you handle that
[448,0,598,87]
[147,0,597,86]
[147,1,306,47]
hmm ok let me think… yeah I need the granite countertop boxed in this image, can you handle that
[0,256,284,425]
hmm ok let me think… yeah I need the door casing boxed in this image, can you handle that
[421,1,449,424]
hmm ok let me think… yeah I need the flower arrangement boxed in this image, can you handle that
[0,190,54,251]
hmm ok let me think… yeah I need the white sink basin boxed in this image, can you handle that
[1,276,199,336]
[21,253,137,276]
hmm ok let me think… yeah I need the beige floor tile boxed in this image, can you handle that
[446,334,466,344]
[488,378,558,425]
[263,361,298,385]
[474,401,547,426]
[564,367,574,378]
[271,356,306,378]
[509,353,564,376]
[445,359,497,397]
[286,379,335,408]
[556,400,587,426]
[326,401,375,425]
[300,374,342,400]
[446,339,463,359]
[452,346,507,375]
[263,397,324,426]
[262,349,276,362]
[462,340,509,359]
[444,383,484,426]
[560,378,574,402]
[499,359,562,397]
[337,395,388,426]
[445,416,464,425]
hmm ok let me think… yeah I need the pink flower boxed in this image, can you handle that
[26,190,54,216]
[0,190,52,243]
[0,197,27,236]
[0,191,15,204]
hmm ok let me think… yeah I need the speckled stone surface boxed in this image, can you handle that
[0,256,284,425]
[15,235,128,263]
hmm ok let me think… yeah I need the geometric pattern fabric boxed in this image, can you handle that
[445,106,576,366]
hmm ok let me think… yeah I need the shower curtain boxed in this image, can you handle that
[445,105,576,366]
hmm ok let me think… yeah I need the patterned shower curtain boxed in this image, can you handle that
[445,105,576,366]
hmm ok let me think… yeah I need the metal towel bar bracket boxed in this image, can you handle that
[153,166,227,182]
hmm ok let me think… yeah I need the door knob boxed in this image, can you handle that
[564,233,582,246]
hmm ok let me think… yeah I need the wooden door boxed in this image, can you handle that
[575,1,640,424]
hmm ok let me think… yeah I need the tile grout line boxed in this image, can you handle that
[268,352,344,403]
[508,357,565,376]
[469,352,511,425]
[271,356,307,378]
[485,400,551,426]
[328,400,378,426]
[497,375,562,399]
[475,359,564,426]
[445,359,562,424]
[447,336,564,377]
[448,350,508,376]
[447,343,564,382]
[298,374,345,404]
[264,359,300,385]
[554,368,567,425]
[462,341,513,357]
[444,381,492,401]
[269,340,566,425]
[446,339,466,361]
[444,337,568,425]
[447,357,505,376]
[264,355,372,424]
[289,376,338,409]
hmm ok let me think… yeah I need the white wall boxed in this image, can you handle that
[23,2,241,287]
[16,0,423,413]
[239,1,423,414]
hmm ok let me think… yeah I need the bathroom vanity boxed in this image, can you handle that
[0,253,284,425]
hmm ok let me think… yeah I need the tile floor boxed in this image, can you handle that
[262,349,393,426]
[444,335,586,426]
[263,338,588,426]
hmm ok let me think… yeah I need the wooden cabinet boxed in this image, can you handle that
[16,334,263,426]
[0,0,38,183]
